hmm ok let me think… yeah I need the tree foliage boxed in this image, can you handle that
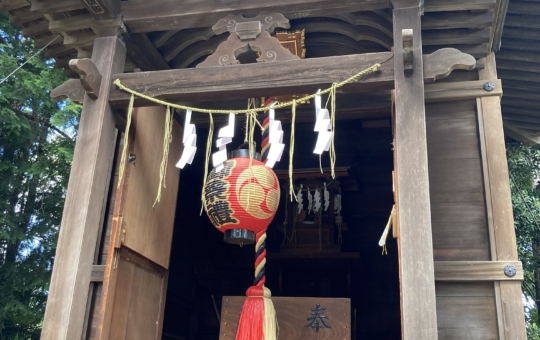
[0,13,79,339]
[507,142,540,339]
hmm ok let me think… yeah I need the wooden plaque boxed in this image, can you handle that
[220,297,351,340]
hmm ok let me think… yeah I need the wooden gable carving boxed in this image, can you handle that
[197,12,300,68]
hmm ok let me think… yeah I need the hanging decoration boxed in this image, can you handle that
[379,205,396,255]
[324,182,330,211]
[212,113,236,172]
[203,149,280,340]
[334,181,343,245]
[261,104,285,169]
[313,90,333,155]
[313,187,322,213]
[113,63,380,203]
[176,109,197,169]
[153,106,174,207]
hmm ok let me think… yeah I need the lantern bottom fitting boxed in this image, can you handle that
[224,229,256,245]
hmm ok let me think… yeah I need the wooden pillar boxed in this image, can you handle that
[479,53,527,340]
[42,36,126,340]
[392,2,439,339]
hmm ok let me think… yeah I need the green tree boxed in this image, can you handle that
[507,142,540,339]
[0,13,79,339]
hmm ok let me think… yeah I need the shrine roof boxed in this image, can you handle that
[2,0,539,143]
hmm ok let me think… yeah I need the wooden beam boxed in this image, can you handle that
[33,34,63,48]
[80,0,120,20]
[434,261,523,281]
[9,10,42,26]
[497,50,539,63]
[501,79,540,93]
[21,21,49,37]
[478,52,527,340]
[504,13,540,29]
[507,0,540,15]
[48,14,95,34]
[424,79,502,102]
[504,89,540,101]
[498,69,540,82]
[392,6,438,340]
[497,56,540,73]
[422,28,490,46]
[109,52,394,108]
[502,27,540,41]
[41,36,126,340]
[152,29,180,48]
[500,39,540,53]
[0,0,29,12]
[423,0,496,12]
[30,0,86,14]
[121,0,390,33]
[125,32,170,71]
[422,11,493,30]
[502,104,540,117]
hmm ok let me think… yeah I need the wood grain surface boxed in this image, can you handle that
[220,297,351,340]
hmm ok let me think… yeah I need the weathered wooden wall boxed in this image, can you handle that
[426,56,526,338]
[426,99,499,339]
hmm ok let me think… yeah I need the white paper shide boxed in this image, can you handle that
[176,110,197,169]
[212,113,235,172]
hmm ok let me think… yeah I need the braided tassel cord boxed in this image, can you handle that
[235,231,277,340]
[254,231,267,287]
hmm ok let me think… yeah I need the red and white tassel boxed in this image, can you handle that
[235,232,277,340]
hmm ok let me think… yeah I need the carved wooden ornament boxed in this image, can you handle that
[51,79,86,104]
[197,12,300,68]
[69,58,102,99]
[423,48,476,83]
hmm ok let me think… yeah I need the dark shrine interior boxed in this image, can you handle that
[161,105,400,340]
[158,15,399,340]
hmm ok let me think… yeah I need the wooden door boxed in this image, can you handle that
[95,106,183,339]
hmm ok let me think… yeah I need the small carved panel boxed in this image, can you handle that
[220,297,351,340]
[276,30,305,59]
[82,0,105,14]
[213,12,290,36]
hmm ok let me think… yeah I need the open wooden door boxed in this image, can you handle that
[95,106,182,339]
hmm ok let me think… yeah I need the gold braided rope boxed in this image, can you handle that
[115,62,382,206]
[200,113,214,214]
[330,83,337,179]
[113,63,381,115]
[289,100,297,202]
[154,106,173,207]
[118,94,134,189]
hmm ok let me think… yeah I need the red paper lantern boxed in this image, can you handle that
[204,149,280,245]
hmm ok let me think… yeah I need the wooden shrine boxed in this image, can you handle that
[1,0,533,339]
[274,167,351,254]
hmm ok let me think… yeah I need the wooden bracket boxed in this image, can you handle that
[69,58,102,99]
[423,48,476,83]
[51,79,86,104]
[402,28,414,75]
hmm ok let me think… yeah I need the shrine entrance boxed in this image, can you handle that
[160,102,400,339]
